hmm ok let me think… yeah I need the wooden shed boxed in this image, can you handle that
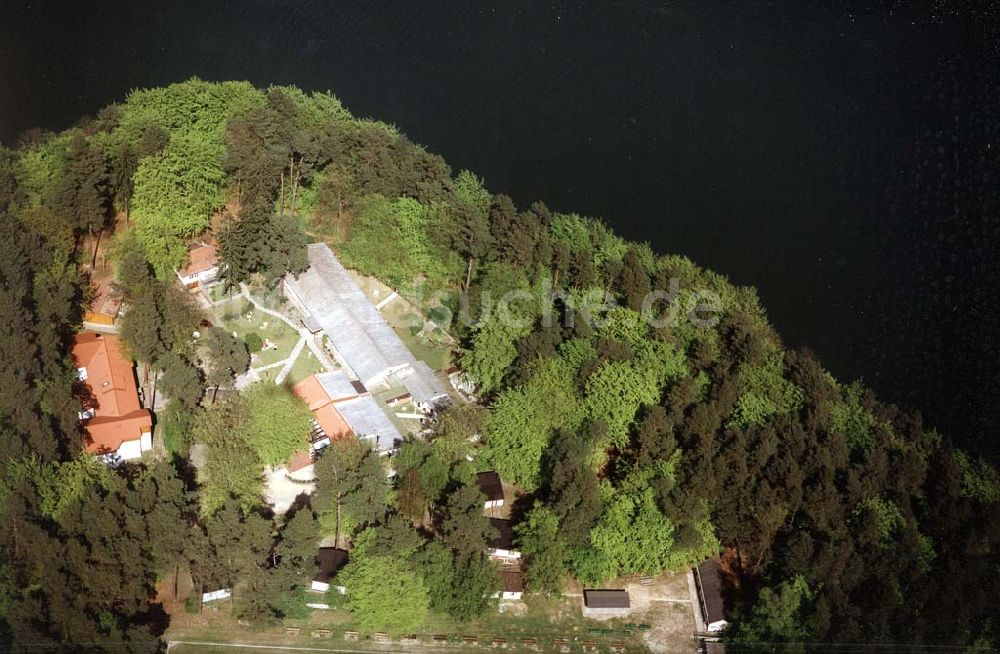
[582,589,631,617]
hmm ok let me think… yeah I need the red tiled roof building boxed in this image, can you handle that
[71,333,152,460]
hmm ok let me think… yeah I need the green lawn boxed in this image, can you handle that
[394,322,452,372]
[167,594,648,654]
[285,347,329,385]
[211,299,300,368]
[381,304,452,372]
[158,406,192,459]
[161,418,185,459]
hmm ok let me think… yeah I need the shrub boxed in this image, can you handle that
[272,586,311,619]
[245,332,263,352]
[429,306,449,323]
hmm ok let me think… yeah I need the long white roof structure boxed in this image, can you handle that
[285,244,448,407]
[316,369,364,402]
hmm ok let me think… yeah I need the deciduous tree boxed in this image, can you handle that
[240,383,312,467]
[515,504,567,596]
[339,533,429,633]
[193,397,264,515]
[131,133,225,276]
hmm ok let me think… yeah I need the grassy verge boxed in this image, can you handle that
[394,322,452,371]
[162,417,186,458]
[166,595,650,654]
[286,347,329,385]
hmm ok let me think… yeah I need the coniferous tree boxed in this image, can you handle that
[203,326,250,402]
[109,140,138,222]
[619,248,652,311]
[438,482,493,565]
[53,133,110,267]
[142,461,197,600]
[274,508,320,573]
[487,194,517,260]
[452,171,493,291]
[158,351,203,410]
[0,145,18,212]
[570,248,597,288]
[545,425,604,548]
[314,438,388,547]
[136,124,168,158]
[197,499,272,591]
[551,241,571,287]
[217,203,308,287]
[371,513,424,556]
[120,293,168,365]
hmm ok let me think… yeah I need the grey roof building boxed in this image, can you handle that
[335,395,403,451]
[583,589,630,609]
[305,370,402,452]
[316,369,363,402]
[285,244,449,411]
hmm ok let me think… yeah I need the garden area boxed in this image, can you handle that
[159,409,190,459]
[209,298,301,369]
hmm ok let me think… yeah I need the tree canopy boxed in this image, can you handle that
[339,532,429,634]
[1,78,997,649]
[240,383,313,467]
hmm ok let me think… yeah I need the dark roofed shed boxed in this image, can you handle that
[477,471,503,503]
[499,570,524,594]
[695,560,728,629]
[488,518,515,551]
[583,589,630,609]
[314,547,348,584]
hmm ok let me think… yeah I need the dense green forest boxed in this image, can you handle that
[0,79,998,652]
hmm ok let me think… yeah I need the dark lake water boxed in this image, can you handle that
[2,0,998,457]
